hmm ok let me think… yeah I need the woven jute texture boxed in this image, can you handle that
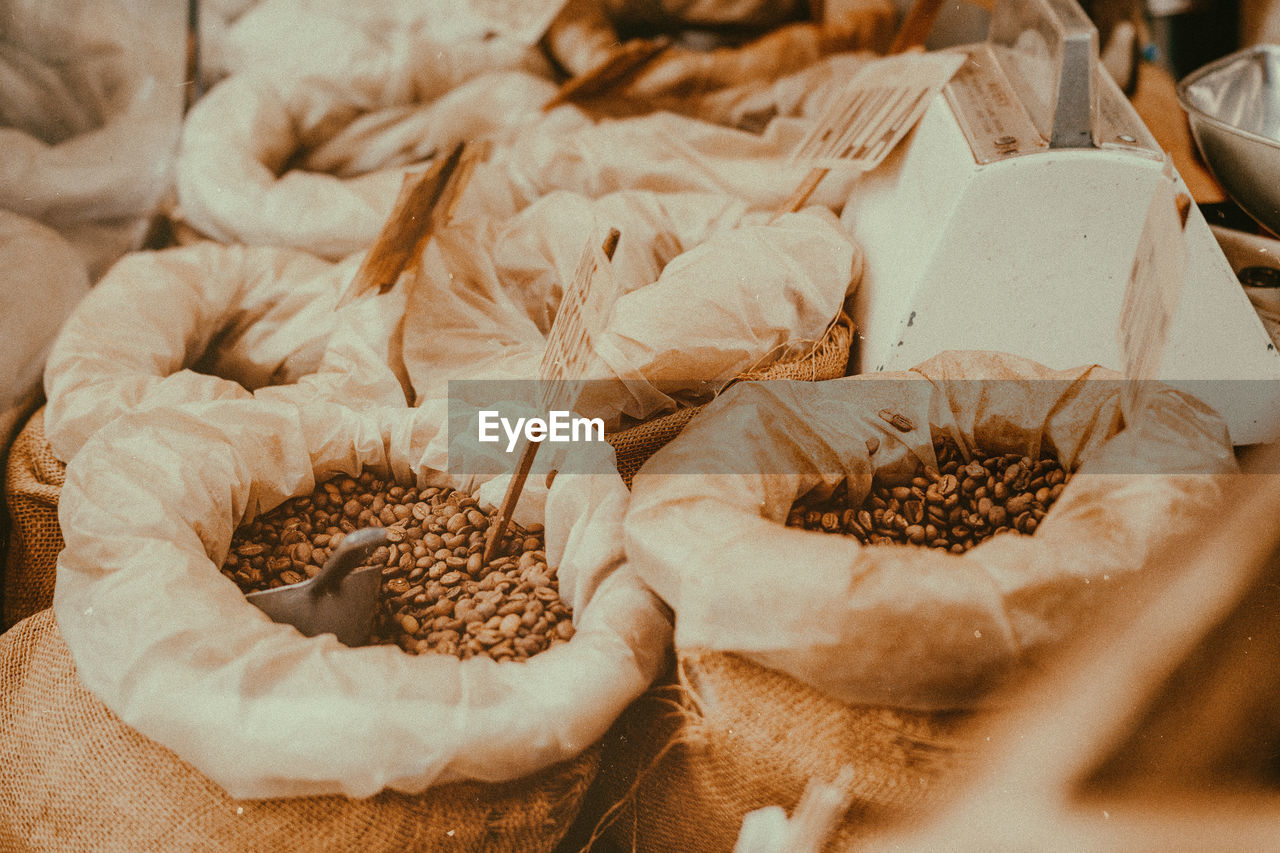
[3,408,66,631]
[605,313,854,487]
[578,650,972,853]
[0,609,601,853]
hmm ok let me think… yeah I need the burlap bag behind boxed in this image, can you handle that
[3,409,65,630]
[0,609,601,853]
[605,313,853,486]
[581,649,971,853]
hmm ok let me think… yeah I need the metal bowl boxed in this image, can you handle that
[1177,44,1280,237]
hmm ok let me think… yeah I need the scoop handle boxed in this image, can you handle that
[311,527,389,595]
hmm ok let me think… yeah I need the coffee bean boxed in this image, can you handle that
[786,436,1071,555]
[220,473,573,661]
[1006,494,1033,517]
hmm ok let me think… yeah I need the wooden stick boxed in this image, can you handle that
[599,226,621,260]
[336,140,483,309]
[772,166,829,220]
[481,229,623,564]
[482,436,540,564]
[889,0,947,54]
[542,37,672,112]
[184,0,201,114]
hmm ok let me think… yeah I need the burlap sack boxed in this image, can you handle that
[578,650,971,853]
[0,609,600,853]
[53,396,669,800]
[625,351,1238,710]
[2,408,64,630]
[605,312,853,486]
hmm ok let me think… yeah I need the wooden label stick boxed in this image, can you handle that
[889,0,947,55]
[482,227,622,563]
[542,38,672,112]
[336,140,486,309]
[481,435,541,565]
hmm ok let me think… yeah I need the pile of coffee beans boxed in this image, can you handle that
[221,471,573,660]
[787,436,1071,554]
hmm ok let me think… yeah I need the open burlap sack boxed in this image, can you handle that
[3,409,64,630]
[544,0,894,124]
[0,608,601,853]
[175,36,554,259]
[42,241,353,462]
[573,650,972,853]
[52,396,670,801]
[626,351,1238,711]
[17,241,360,626]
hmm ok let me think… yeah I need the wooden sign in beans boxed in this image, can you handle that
[787,436,1072,554]
[220,472,574,661]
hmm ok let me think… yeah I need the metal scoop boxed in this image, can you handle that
[245,526,389,647]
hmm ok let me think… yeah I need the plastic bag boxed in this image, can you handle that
[211,0,511,81]
[624,351,1238,710]
[0,0,183,278]
[42,241,349,461]
[493,65,871,214]
[399,188,859,429]
[52,396,671,799]
[0,212,89,446]
[175,36,555,259]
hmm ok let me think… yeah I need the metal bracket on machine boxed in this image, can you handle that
[943,0,1159,164]
[991,0,1098,148]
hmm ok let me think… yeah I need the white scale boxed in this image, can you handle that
[839,0,1280,445]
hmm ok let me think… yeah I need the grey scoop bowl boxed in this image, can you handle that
[245,526,389,647]
[1178,44,1280,237]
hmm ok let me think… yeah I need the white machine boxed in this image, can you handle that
[841,0,1280,445]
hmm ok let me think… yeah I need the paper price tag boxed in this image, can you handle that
[538,228,621,413]
[790,51,965,172]
[1117,160,1187,419]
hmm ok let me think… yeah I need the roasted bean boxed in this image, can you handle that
[786,435,1071,554]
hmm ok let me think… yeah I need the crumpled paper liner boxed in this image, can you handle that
[42,241,349,462]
